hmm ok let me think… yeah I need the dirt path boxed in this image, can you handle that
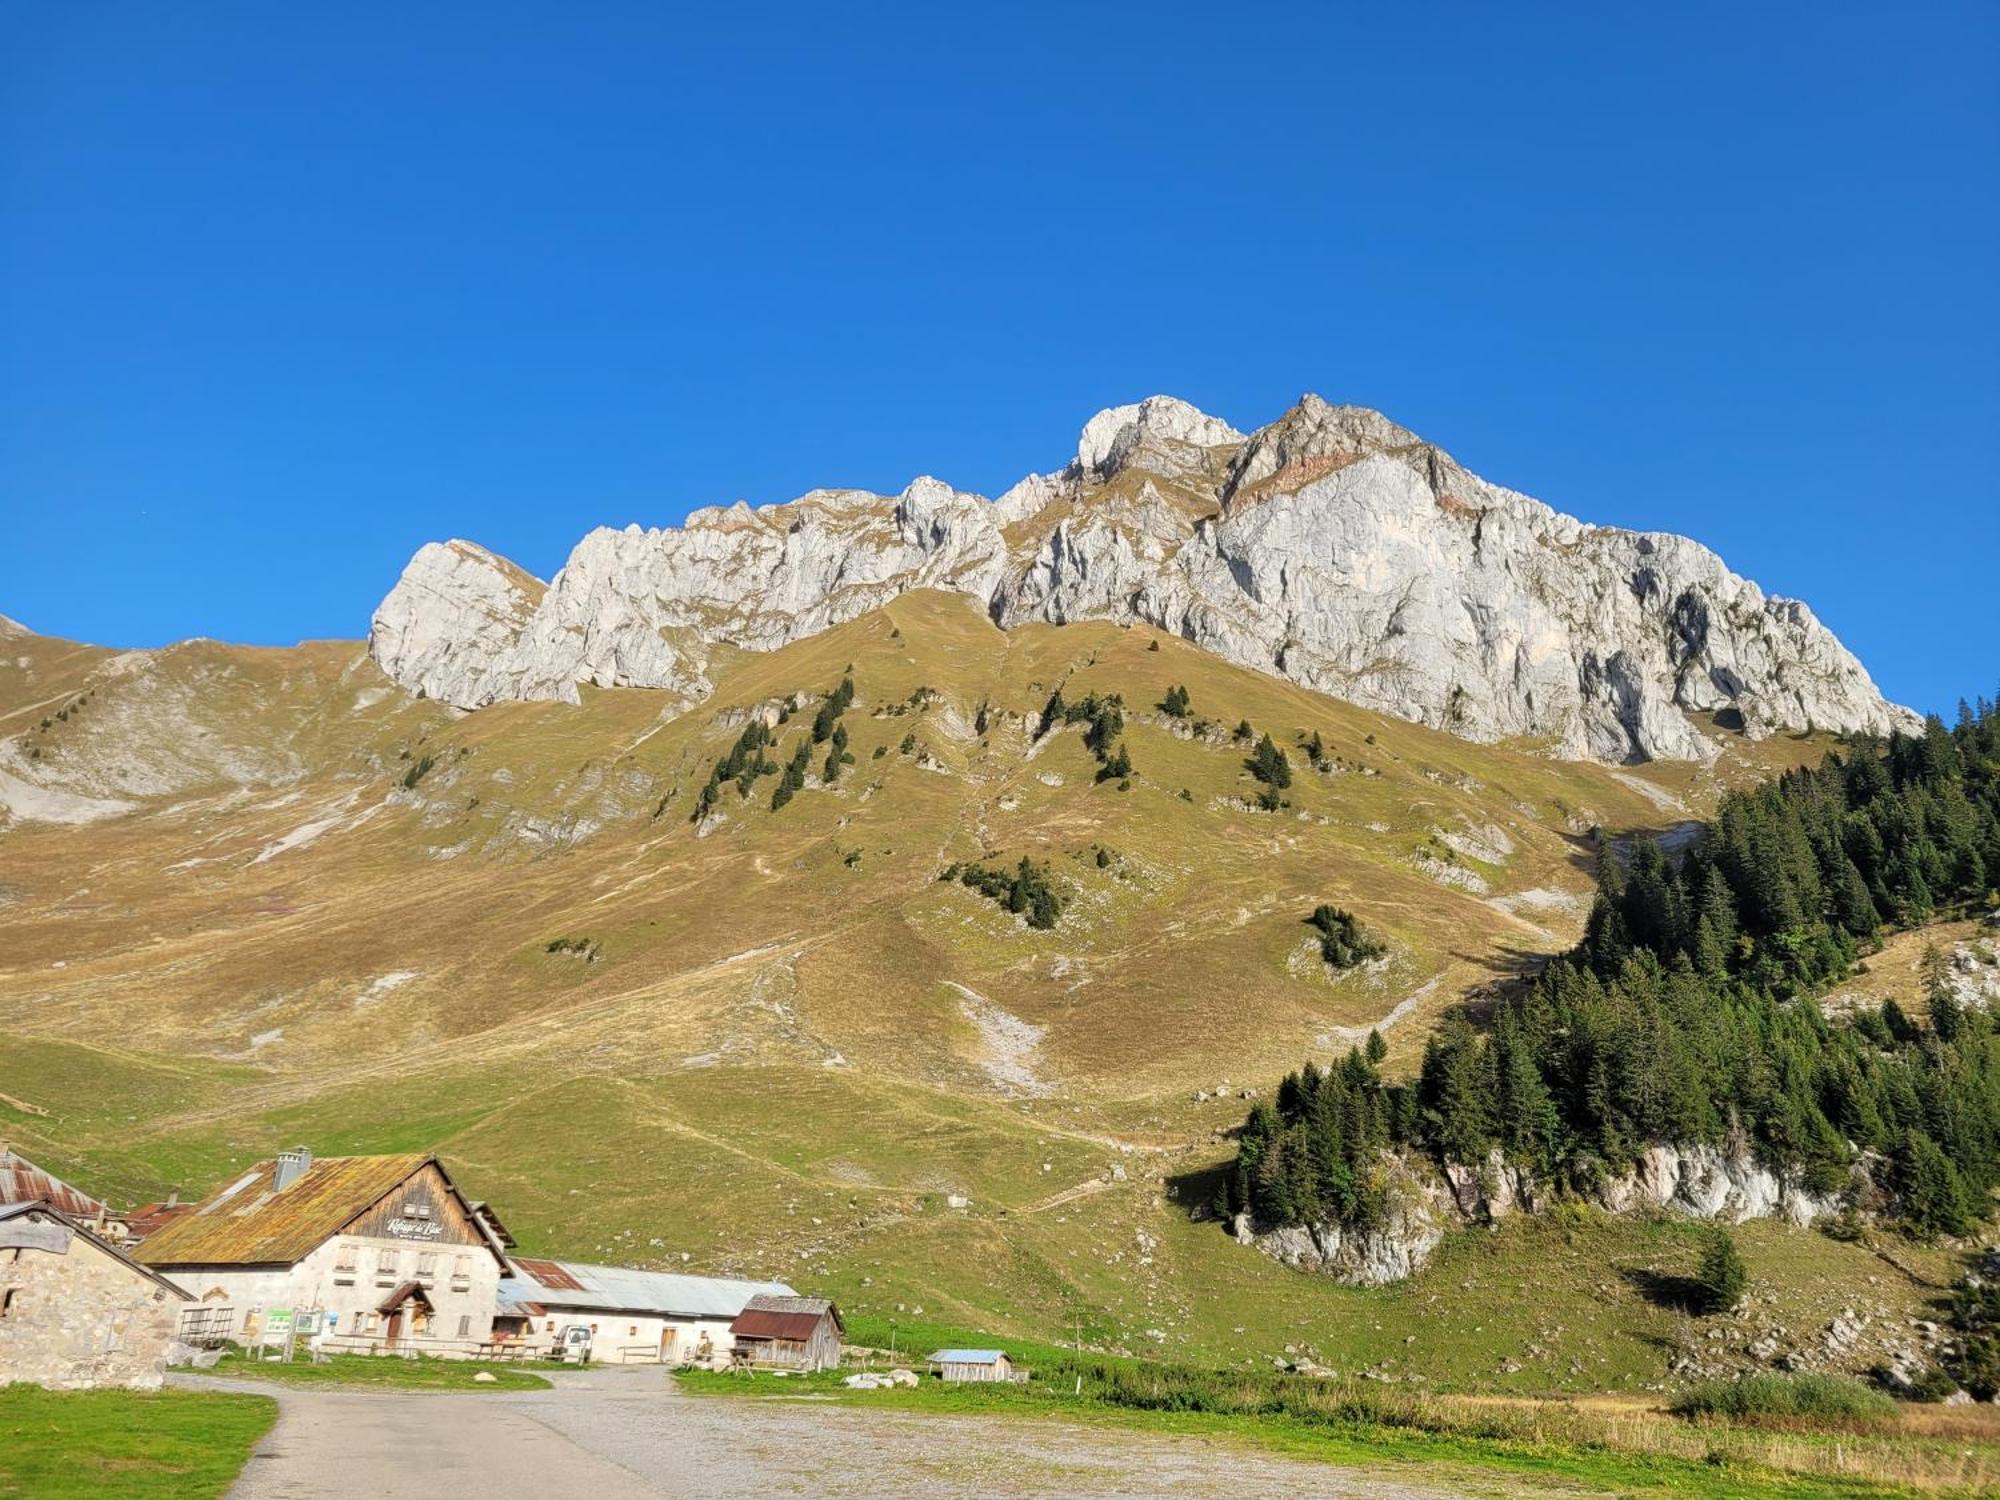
[182,1367,1494,1498]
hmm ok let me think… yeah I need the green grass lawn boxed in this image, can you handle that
[208,1350,553,1391]
[0,1385,276,1500]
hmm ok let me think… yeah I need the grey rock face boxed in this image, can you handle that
[369,394,1916,761]
[1240,1142,1846,1287]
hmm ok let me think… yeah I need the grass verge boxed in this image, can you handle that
[679,1362,1999,1497]
[205,1350,553,1392]
[0,1384,276,1500]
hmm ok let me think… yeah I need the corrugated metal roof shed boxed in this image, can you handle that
[499,1259,797,1319]
[133,1153,433,1267]
[929,1349,1007,1364]
[730,1294,842,1341]
[0,1148,114,1221]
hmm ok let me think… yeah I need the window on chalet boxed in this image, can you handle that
[416,1251,438,1281]
[457,1314,471,1338]
[375,1249,399,1279]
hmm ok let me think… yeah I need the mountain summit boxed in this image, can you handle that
[370,395,1913,762]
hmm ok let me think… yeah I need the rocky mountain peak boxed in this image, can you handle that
[1223,394,1425,507]
[366,393,1917,762]
[1074,396,1246,480]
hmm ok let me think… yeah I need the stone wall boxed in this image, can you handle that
[0,1216,185,1390]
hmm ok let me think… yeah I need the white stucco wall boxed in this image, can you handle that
[162,1230,503,1357]
[516,1307,738,1366]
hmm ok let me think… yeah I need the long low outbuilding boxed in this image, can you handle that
[498,1258,800,1367]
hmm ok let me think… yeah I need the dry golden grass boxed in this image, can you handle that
[3,591,1932,1396]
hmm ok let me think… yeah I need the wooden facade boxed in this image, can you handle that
[728,1295,843,1371]
[929,1348,1016,1383]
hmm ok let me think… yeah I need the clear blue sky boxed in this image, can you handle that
[3,3,1994,716]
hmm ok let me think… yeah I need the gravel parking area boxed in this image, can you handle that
[183,1367,1485,1498]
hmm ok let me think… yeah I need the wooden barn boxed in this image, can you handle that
[728,1294,843,1371]
[928,1348,1017,1383]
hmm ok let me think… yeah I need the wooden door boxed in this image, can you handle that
[385,1311,403,1350]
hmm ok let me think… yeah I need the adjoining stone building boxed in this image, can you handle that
[0,1146,130,1241]
[497,1258,798,1366]
[133,1147,510,1357]
[0,1200,191,1390]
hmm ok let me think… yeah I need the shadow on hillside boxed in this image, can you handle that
[1560,828,1602,879]
[1619,1265,1706,1315]
[1163,1160,1232,1228]
[1450,942,1558,1023]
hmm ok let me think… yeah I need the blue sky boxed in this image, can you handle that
[2,2,1994,716]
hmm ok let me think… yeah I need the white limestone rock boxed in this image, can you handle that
[368,393,1916,761]
[1076,394,1245,479]
[369,540,548,709]
[1240,1140,1846,1288]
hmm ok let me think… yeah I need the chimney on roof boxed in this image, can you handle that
[274,1146,312,1191]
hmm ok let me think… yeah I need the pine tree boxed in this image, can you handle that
[1247,733,1292,789]
[1898,1132,1975,1237]
[1695,1230,1747,1314]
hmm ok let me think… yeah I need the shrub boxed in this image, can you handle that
[1307,905,1385,969]
[942,857,1064,930]
[1671,1372,1895,1427]
[402,753,437,789]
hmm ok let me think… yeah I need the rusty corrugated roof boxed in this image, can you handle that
[133,1152,433,1267]
[509,1256,587,1291]
[730,1294,842,1341]
[0,1149,114,1221]
[125,1200,196,1243]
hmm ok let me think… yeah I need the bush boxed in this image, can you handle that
[1671,1372,1895,1427]
[1307,905,1386,970]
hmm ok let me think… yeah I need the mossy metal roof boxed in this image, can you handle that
[133,1152,434,1267]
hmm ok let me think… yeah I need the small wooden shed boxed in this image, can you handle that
[728,1294,843,1371]
[928,1347,1015,1383]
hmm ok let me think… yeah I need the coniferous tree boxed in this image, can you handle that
[1695,1230,1747,1314]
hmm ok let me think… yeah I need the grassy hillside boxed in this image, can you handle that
[2,591,1919,1392]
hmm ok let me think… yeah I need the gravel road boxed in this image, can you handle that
[182,1367,1497,1498]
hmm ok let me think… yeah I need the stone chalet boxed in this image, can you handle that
[133,1147,510,1357]
[0,1199,191,1390]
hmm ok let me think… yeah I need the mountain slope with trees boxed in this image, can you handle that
[1230,702,2000,1245]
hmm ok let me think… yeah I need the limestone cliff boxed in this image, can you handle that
[370,394,1915,762]
[1235,1141,1847,1287]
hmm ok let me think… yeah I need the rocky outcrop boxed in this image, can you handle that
[1236,1141,1844,1287]
[1587,1142,1839,1227]
[370,394,1916,761]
